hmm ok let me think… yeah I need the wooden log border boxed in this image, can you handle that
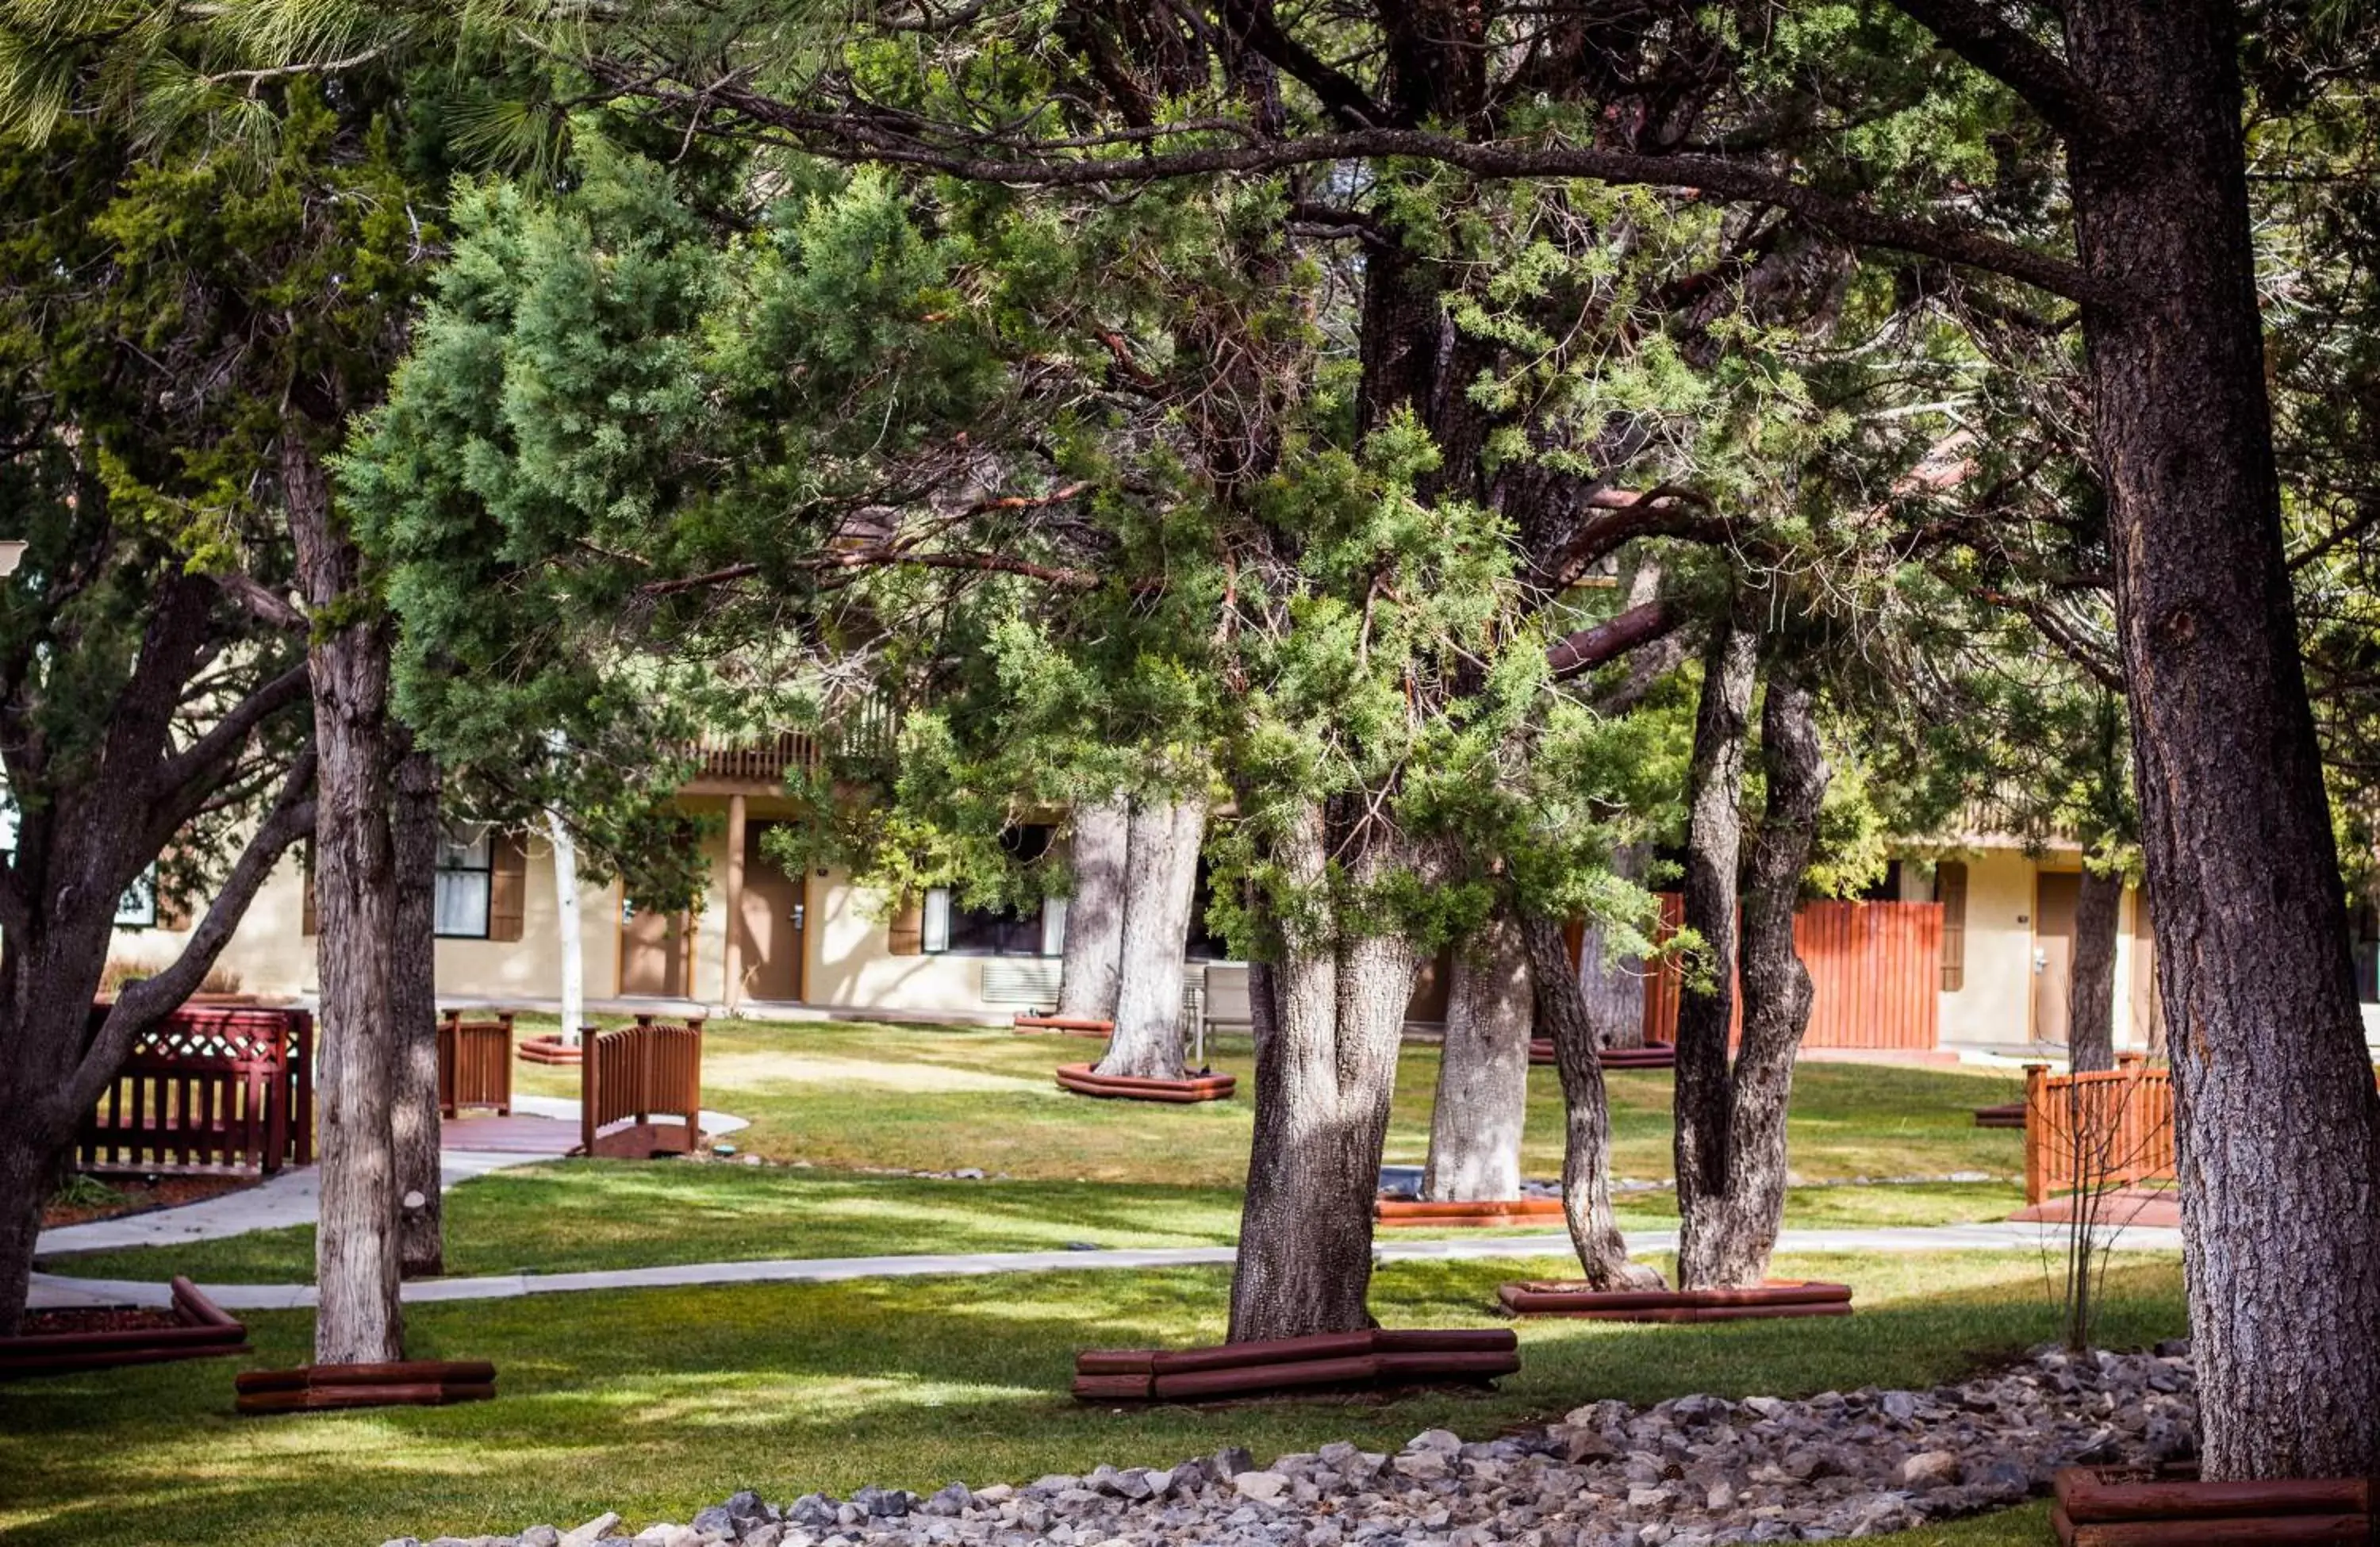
[1497,1278,1853,1322]
[2052,1467,2372,1546]
[234,1358,497,1416]
[0,1277,251,1377]
[1527,1039,1676,1070]
[1054,1064,1237,1104]
[1073,1327,1518,1403]
[1014,1015,1115,1038]
[1973,1100,2027,1130]
[516,1035,584,1066]
[1375,1196,1568,1227]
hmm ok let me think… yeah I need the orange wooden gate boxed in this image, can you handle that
[582,1015,705,1159]
[2023,1061,2173,1203]
[438,1011,516,1116]
[1641,895,1943,1050]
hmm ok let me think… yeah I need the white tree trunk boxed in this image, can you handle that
[551,810,584,1046]
[1580,844,1649,1048]
[1057,795,1130,1021]
[1096,797,1206,1079]
[1420,906,1530,1202]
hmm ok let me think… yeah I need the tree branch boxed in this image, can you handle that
[148,662,311,812]
[1546,599,1685,681]
[1885,0,2109,141]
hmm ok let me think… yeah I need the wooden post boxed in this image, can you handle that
[2023,1063,2049,1205]
[721,794,747,1013]
[580,1027,598,1160]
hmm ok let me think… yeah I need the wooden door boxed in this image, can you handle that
[2033,871,2080,1044]
[739,822,805,1003]
[619,896,690,998]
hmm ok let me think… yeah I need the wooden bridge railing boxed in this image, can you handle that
[79,1005,314,1174]
[438,1011,515,1117]
[582,1015,704,1159]
[2023,1057,2174,1204]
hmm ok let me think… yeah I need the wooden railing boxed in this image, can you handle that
[2022,1058,2174,1204]
[1641,895,1944,1050]
[438,1011,515,1117]
[79,1005,314,1174]
[687,702,897,785]
[582,1015,705,1160]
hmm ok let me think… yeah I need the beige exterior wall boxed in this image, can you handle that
[1929,844,2151,1050]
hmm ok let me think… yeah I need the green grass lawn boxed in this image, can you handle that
[1,1250,2182,1547]
[43,1163,2027,1284]
[511,1015,2029,1187]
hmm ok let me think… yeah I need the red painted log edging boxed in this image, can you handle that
[234,1358,497,1415]
[1054,1064,1237,1104]
[1074,1327,1518,1403]
[1527,1040,1676,1070]
[1375,1196,1568,1227]
[1498,1279,1853,1322]
[2051,1467,2372,1546]
[516,1035,583,1065]
[1014,1015,1115,1038]
[1973,1100,2026,1130]
[0,1278,251,1377]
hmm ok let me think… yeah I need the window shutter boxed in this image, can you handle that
[488,831,528,942]
[886,893,924,955]
[301,843,317,938]
[1936,859,1967,992]
[922,887,951,953]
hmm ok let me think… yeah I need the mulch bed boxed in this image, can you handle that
[1498,1278,1853,1322]
[1974,1100,2027,1129]
[0,1277,250,1377]
[516,1035,583,1065]
[1014,1014,1114,1038]
[42,1173,261,1230]
[1074,1327,1518,1403]
[1527,1040,1677,1070]
[1375,1196,1568,1227]
[2052,1465,2371,1545]
[1054,1063,1237,1103]
[236,1358,497,1415]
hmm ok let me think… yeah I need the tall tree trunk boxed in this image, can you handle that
[1580,843,1650,1049]
[1678,667,1829,1290]
[1523,910,1658,1290]
[1096,797,1205,1079]
[1227,804,1417,1342]
[2067,868,2122,1074]
[1672,613,1756,1260]
[2066,1,2380,1479]
[390,741,443,1279]
[288,428,404,1365]
[1057,795,1130,1022]
[0,1126,52,1338]
[551,809,585,1046]
[1421,904,1530,1202]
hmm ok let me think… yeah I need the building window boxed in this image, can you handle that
[434,825,495,939]
[925,826,1054,956]
[1935,859,1968,992]
[115,867,159,929]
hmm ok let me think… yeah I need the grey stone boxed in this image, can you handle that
[1898,1452,1962,1489]
[1234,1472,1290,1503]
[560,1514,623,1547]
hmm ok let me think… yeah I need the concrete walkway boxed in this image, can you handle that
[29,1219,2183,1313]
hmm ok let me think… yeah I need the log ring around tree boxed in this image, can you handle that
[234,1359,497,1415]
[1013,1014,1115,1038]
[1498,1279,1853,1322]
[516,1035,583,1065]
[0,1277,250,1377]
[2050,1466,2372,1546]
[1053,1064,1237,1103]
[1374,1196,1569,1227]
[1073,1327,1518,1403]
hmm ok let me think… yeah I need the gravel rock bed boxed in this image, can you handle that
[384,1342,2195,1547]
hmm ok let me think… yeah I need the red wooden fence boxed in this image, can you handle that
[582,1015,704,1159]
[438,1011,515,1116]
[2023,1058,2173,1204]
[79,1005,313,1174]
[1641,895,1943,1051]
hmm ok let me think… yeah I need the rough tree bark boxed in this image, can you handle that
[1677,666,1829,1290]
[1672,614,1757,1264]
[1523,910,1660,1290]
[1226,805,1418,1342]
[2061,0,2380,1479]
[2067,869,2121,1075]
[1580,843,1651,1049]
[1096,797,1206,1079]
[390,740,443,1279]
[1056,795,1130,1022]
[288,427,405,1365]
[1420,905,1531,1202]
